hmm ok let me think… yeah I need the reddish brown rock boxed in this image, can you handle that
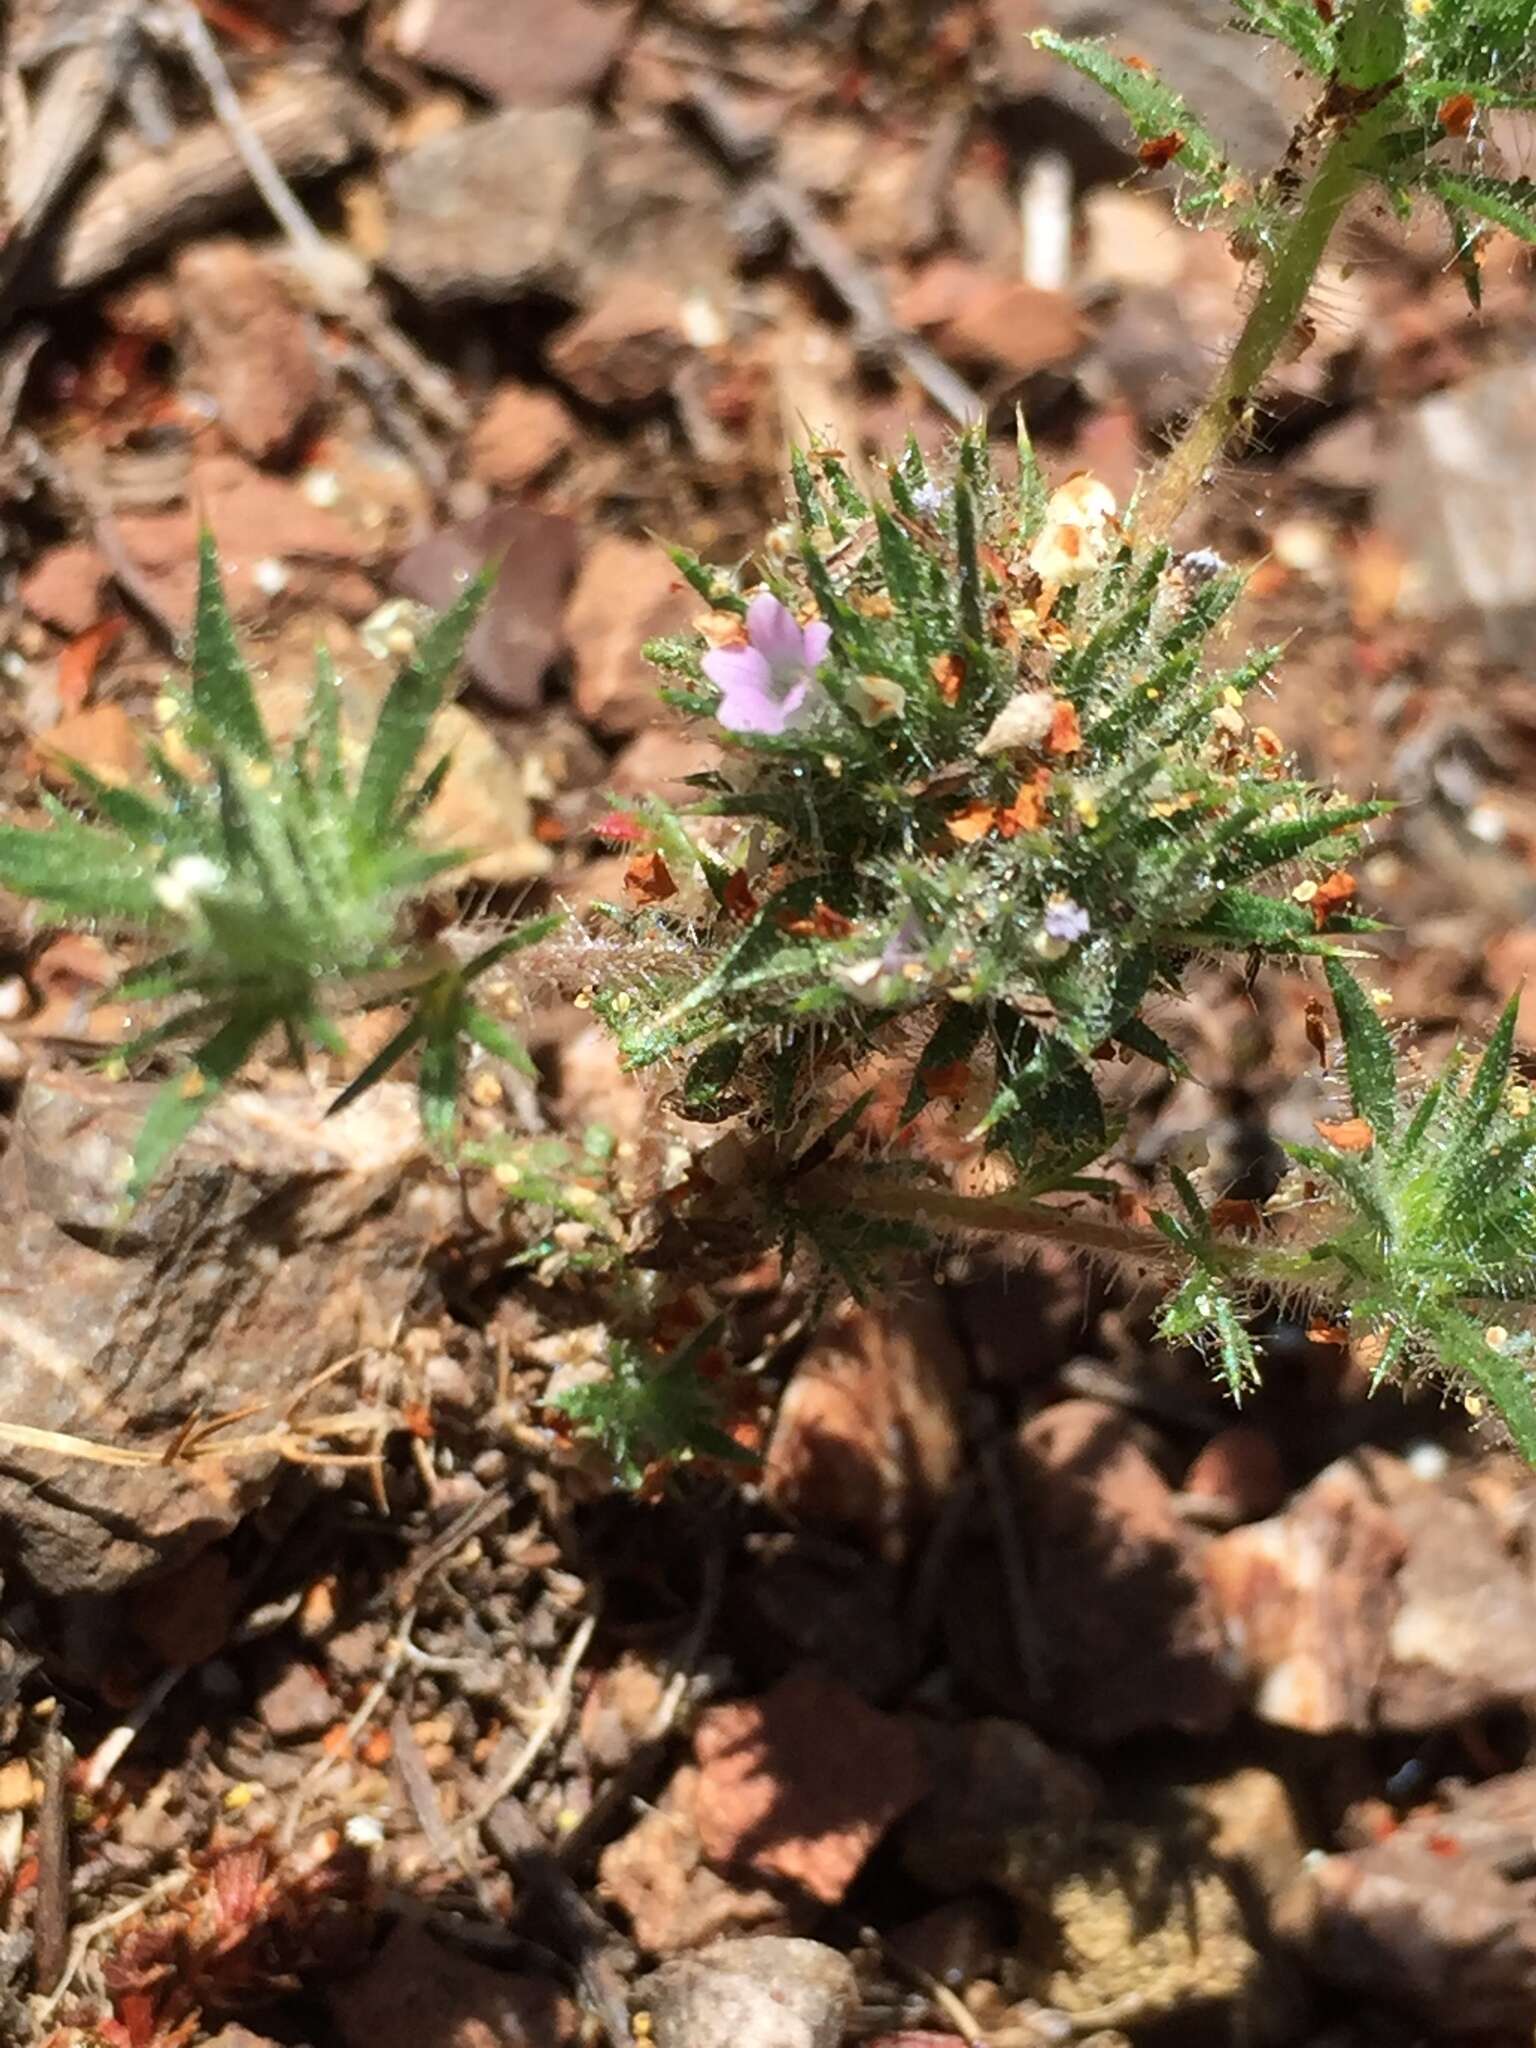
[1204,1457,1405,1734]
[174,239,321,460]
[549,275,691,407]
[1365,1454,1536,1730]
[566,535,693,735]
[394,0,629,107]
[330,1919,578,2048]
[468,383,576,492]
[898,259,1083,380]
[762,1292,967,1562]
[393,503,580,709]
[19,543,108,636]
[948,1400,1237,1742]
[1181,1425,1287,1525]
[599,1765,786,1954]
[113,455,373,629]
[692,1668,928,1905]
[257,1656,338,1742]
[1306,1770,1536,2035]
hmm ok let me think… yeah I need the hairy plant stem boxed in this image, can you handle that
[1140,111,1387,539]
[842,1176,1185,1269]
[836,1173,1357,1294]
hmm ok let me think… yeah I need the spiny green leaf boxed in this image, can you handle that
[1451,990,1520,1154]
[1015,405,1048,539]
[353,568,491,841]
[1231,0,1335,72]
[0,820,164,922]
[462,1003,537,1079]
[1425,171,1536,247]
[129,1008,270,1202]
[191,532,270,761]
[326,1011,426,1120]
[1325,957,1398,1139]
[1032,31,1233,204]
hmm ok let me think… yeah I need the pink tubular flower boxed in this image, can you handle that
[702,593,832,736]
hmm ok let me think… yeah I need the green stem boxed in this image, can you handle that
[836,1176,1187,1274]
[1140,118,1381,540]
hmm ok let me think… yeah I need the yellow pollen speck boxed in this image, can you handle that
[224,1782,258,1811]
[1465,1392,1485,1417]
[180,1069,206,1100]
[1485,1325,1510,1351]
[1292,879,1319,904]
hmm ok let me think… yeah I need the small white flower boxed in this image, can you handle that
[155,854,225,916]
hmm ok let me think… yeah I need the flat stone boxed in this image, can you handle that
[1366,1453,1536,1730]
[642,1937,857,2048]
[173,239,321,460]
[1379,363,1536,657]
[947,1400,1237,1741]
[0,1068,433,1594]
[1306,1770,1536,2035]
[549,275,691,407]
[468,383,576,492]
[330,1919,578,2048]
[761,1293,967,1562]
[693,1667,928,1905]
[394,0,629,107]
[256,1655,338,1742]
[565,534,693,735]
[1204,1458,1405,1734]
[383,107,596,304]
[393,503,580,709]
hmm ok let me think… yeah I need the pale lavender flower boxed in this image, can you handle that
[1043,895,1091,943]
[911,479,948,518]
[702,593,831,736]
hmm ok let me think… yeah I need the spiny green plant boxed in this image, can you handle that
[569,0,1536,1465]
[4,0,1536,1479]
[546,1323,756,1487]
[599,429,1382,1204]
[0,536,555,1198]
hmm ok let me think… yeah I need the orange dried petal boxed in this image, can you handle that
[625,851,678,904]
[1315,1115,1375,1152]
[1438,92,1476,136]
[1046,698,1082,756]
[1309,868,1357,930]
[945,799,998,844]
[930,652,966,704]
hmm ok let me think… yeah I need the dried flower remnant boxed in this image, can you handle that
[1027,473,1119,589]
[702,592,832,736]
